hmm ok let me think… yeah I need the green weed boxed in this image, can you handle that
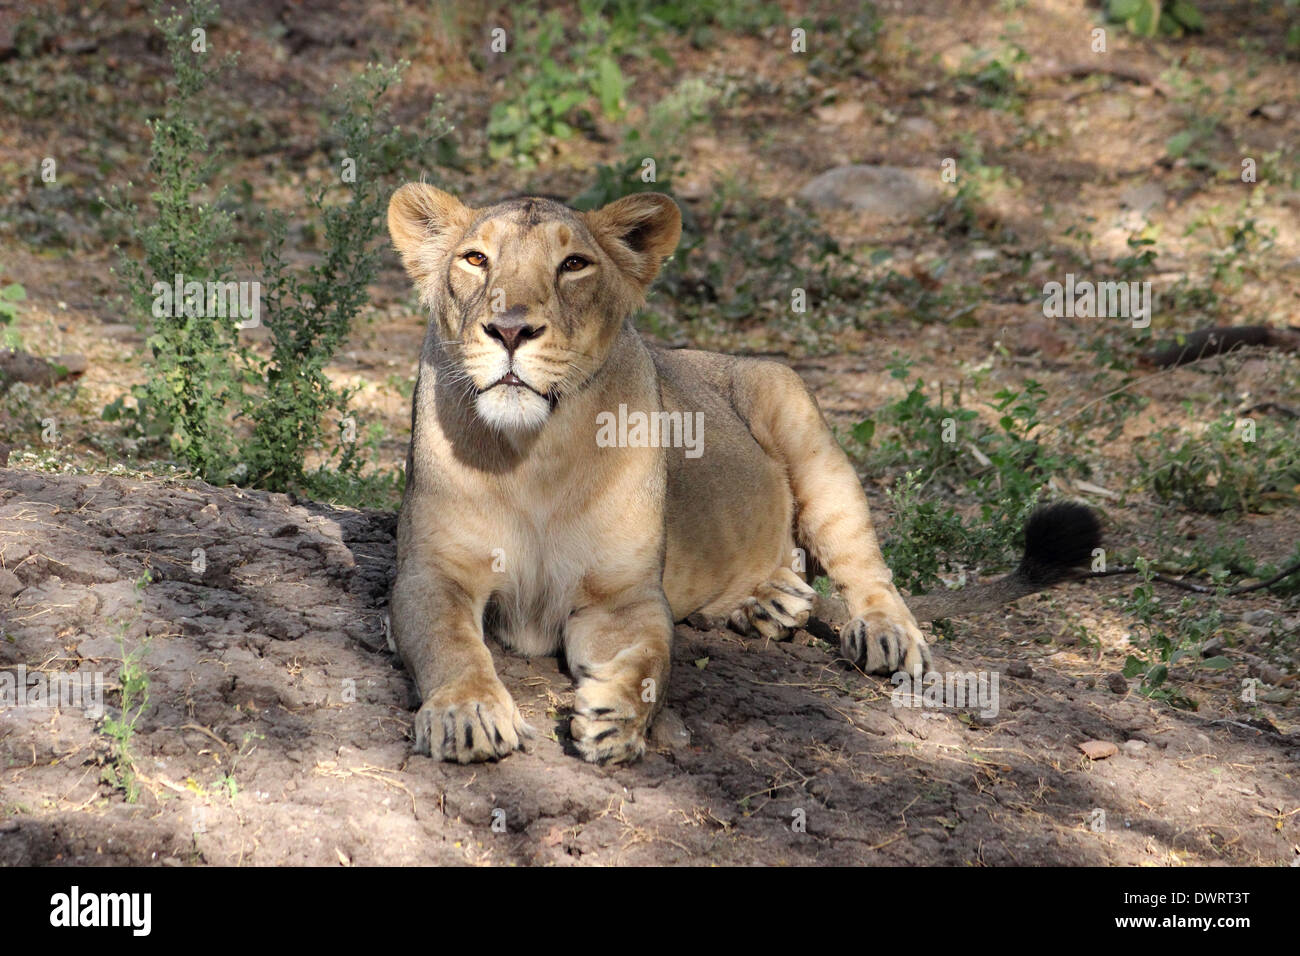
[107,0,446,497]
[100,571,154,803]
[1119,557,1230,710]
[1139,412,1300,514]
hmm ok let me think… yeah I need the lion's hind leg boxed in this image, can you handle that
[727,567,817,640]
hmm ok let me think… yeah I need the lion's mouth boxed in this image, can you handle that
[485,370,538,393]
[482,371,558,408]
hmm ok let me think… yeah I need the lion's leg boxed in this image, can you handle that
[390,535,530,763]
[729,360,932,678]
[564,586,673,764]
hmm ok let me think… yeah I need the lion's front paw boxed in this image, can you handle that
[841,602,931,679]
[569,666,656,765]
[414,675,532,764]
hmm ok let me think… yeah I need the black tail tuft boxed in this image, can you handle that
[1016,502,1102,586]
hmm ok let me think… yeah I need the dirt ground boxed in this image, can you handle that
[1,0,1299,865]
[1,465,1296,866]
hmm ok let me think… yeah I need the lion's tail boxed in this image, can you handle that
[903,502,1101,622]
[812,502,1102,626]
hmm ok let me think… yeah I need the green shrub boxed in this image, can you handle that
[486,7,628,166]
[0,282,25,326]
[245,63,446,492]
[1140,412,1300,514]
[109,0,445,499]
[1106,0,1203,38]
[1119,558,1229,710]
[107,0,244,478]
[859,362,1083,592]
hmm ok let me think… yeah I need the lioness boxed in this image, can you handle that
[387,184,1097,765]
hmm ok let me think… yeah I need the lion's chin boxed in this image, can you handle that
[475,385,552,433]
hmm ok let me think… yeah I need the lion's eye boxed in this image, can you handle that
[560,255,590,273]
[463,251,488,268]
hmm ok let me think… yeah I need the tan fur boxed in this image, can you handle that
[387,185,929,765]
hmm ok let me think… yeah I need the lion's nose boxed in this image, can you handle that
[484,316,545,354]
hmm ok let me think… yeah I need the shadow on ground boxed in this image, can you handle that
[1,468,1296,865]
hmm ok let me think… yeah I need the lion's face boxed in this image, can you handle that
[388,186,681,433]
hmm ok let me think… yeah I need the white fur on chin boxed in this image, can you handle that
[476,385,551,432]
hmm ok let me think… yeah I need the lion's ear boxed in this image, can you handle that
[387,183,472,282]
[587,193,682,287]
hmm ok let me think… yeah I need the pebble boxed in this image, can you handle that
[797,165,947,220]
[649,709,691,750]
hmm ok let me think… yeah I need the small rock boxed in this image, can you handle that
[1121,739,1147,756]
[899,116,938,139]
[46,552,120,584]
[1119,182,1166,214]
[52,354,88,375]
[1200,637,1225,657]
[1079,740,1118,760]
[1007,661,1033,679]
[814,100,865,125]
[1249,661,1288,685]
[1249,102,1288,122]
[1107,673,1129,694]
[1241,609,1273,626]
[649,708,691,750]
[0,349,84,388]
[1012,320,1068,358]
[797,165,947,220]
[0,567,23,600]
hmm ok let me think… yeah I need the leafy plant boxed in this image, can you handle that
[804,5,882,77]
[1119,558,1229,710]
[0,283,25,325]
[1106,0,1203,38]
[882,471,994,594]
[955,44,1028,109]
[1139,412,1300,514]
[109,0,444,501]
[107,0,244,479]
[486,8,628,165]
[1258,542,1300,597]
[100,571,154,803]
[1114,228,1158,281]
[860,363,1084,592]
[244,62,446,493]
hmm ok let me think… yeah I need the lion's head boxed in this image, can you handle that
[388,184,681,432]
